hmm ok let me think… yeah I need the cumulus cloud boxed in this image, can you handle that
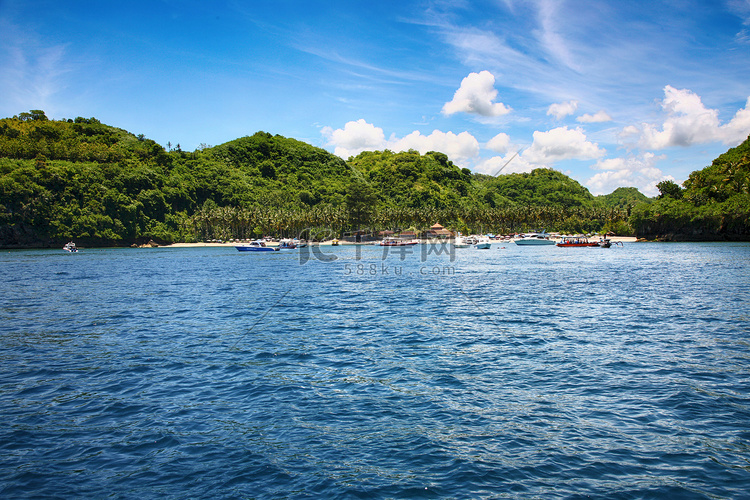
[585,152,671,196]
[521,126,606,165]
[322,120,479,166]
[321,119,386,159]
[577,110,612,123]
[632,86,750,149]
[486,132,511,153]
[547,100,578,120]
[442,70,512,117]
[389,130,480,165]
[475,153,533,176]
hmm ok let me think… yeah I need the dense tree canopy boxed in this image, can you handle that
[1,111,748,246]
[630,135,750,240]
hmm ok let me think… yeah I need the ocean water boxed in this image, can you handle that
[1,241,749,499]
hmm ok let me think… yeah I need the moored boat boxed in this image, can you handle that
[597,238,623,248]
[452,234,470,248]
[515,231,556,245]
[379,237,419,246]
[556,236,598,247]
[475,237,492,249]
[235,240,279,252]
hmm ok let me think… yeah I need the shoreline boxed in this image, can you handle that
[163,236,639,248]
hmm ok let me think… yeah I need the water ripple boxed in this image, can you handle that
[1,244,749,498]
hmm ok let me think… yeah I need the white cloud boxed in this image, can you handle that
[0,29,71,114]
[486,132,511,153]
[442,70,512,117]
[536,0,579,70]
[585,152,671,196]
[721,97,750,143]
[547,100,578,120]
[577,110,612,123]
[522,126,606,165]
[475,153,534,176]
[322,120,480,167]
[632,86,750,149]
[388,130,480,165]
[321,119,386,159]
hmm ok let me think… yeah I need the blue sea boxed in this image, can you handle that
[1,241,749,499]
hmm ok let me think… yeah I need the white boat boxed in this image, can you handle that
[63,241,78,252]
[452,234,470,248]
[514,231,556,245]
[235,240,279,252]
[475,238,491,249]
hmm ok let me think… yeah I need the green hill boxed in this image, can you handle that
[5,110,747,246]
[598,187,649,210]
[630,135,750,240]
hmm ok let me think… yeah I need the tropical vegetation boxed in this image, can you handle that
[1,110,748,247]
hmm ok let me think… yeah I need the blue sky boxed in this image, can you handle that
[2,0,749,196]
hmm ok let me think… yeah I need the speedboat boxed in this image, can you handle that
[514,231,556,245]
[475,237,492,249]
[63,242,78,252]
[235,240,279,252]
[278,239,297,249]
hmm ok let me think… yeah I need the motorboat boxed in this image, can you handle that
[63,241,78,252]
[475,237,492,249]
[452,234,470,248]
[556,236,599,247]
[278,239,297,249]
[379,237,418,246]
[235,240,279,252]
[514,231,556,245]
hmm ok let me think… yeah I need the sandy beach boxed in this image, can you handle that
[164,236,638,248]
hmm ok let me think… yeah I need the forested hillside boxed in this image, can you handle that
[1,110,747,246]
[630,136,750,240]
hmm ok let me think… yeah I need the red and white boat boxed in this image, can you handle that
[556,236,599,247]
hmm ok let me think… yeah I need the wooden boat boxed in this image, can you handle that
[556,236,599,247]
[379,237,418,246]
[597,238,623,248]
